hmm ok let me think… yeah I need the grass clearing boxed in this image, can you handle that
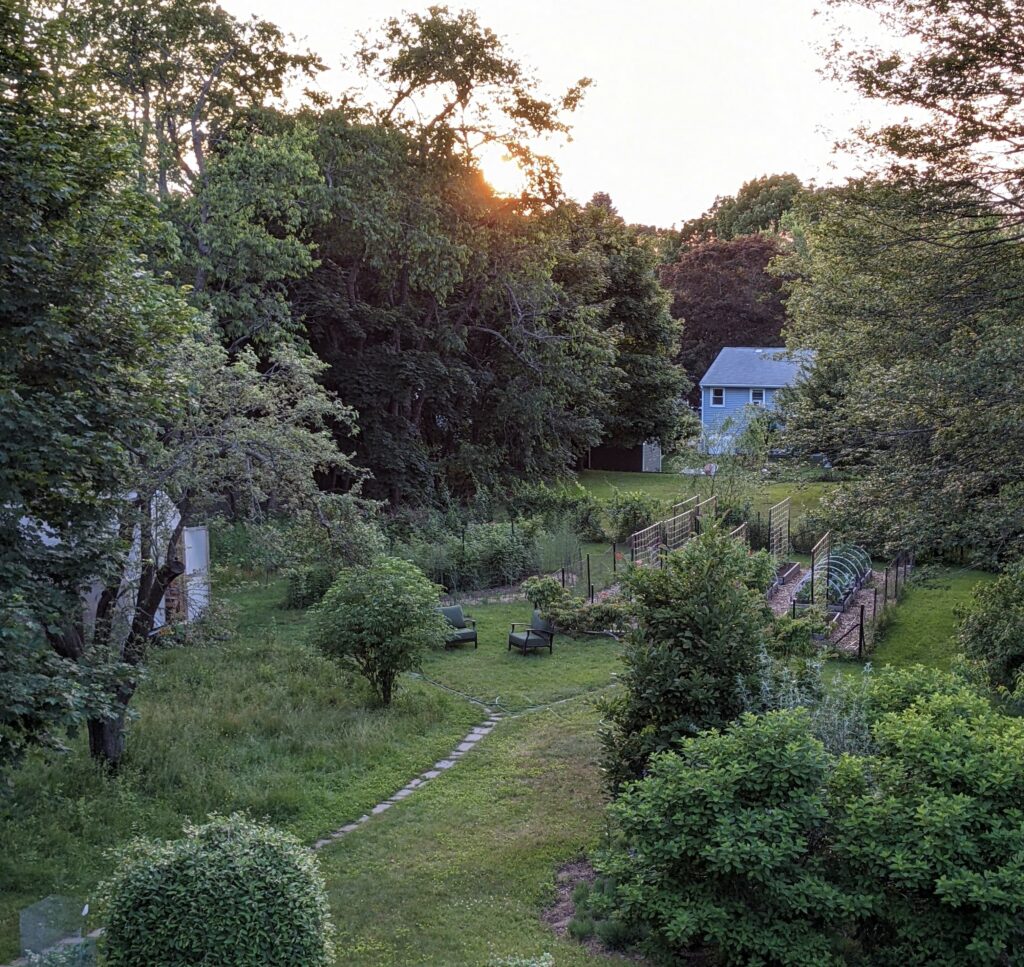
[420,600,623,712]
[871,567,995,670]
[0,585,626,962]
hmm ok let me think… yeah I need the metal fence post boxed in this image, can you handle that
[612,542,617,573]
[873,587,878,620]
[884,567,889,603]
[858,604,865,658]
[810,545,816,606]
[561,567,565,588]
[586,553,591,599]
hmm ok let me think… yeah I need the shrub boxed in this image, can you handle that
[282,562,335,609]
[598,670,1024,966]
[522,576,631,635]
[605,489,664,543]
[599,525,774,791]
[309,557,447,705]
[396,520,541,593]
[956,559,1024,691]
[101,813,335,967]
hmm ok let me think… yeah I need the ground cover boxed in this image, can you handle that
[575,469,832,520]
[870,567,995,670]
[0,588,623,962]
[317,701,624,967]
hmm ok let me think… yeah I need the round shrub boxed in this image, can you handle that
[101,813,335,967]
[310,556,448,705]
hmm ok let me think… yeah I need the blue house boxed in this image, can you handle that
[699,347,812,454]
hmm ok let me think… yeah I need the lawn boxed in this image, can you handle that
[421,600,623,712]
[0,586,623,963]
[871,567,995,670]
[575,469,833,520]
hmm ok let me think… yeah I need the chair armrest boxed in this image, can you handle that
[510,623,521,630]
[464,617,476,627]
[531,628,554,641]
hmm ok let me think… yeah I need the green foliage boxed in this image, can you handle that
[780,183,1024,562]
[310,557,447,705]
[599,526,774,790]
[600,710,841,967]
[396,520,541,592]
[604,489,664,543]
[956,560,1024,691]
[600,669,1024,965]
[508,481,607,542]
[101,813,335,967]
[521,577,632,635]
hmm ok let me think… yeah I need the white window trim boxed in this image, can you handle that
[749,388,765,406]
[710,387,725,407]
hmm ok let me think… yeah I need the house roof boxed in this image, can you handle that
[699,347,813,389]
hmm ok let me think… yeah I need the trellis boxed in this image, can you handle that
[729,521,749,548]
[809,531,831,607]
[694,495,717,534]
[629,520,663,566]
[767,497,791,566]
[664,496,699,551]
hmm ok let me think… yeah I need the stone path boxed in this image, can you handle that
[310,709,504,850]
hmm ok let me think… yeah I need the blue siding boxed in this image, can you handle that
[700,385,777,454]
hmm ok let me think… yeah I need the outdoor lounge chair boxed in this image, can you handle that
[439,605,478,649]
[508,610,555,655]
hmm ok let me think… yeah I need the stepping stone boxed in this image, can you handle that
[456,742,475,752]
[462,733,483,743]
[340,823,360,833]
[313,839,330,849]
[421,769,441,780]
[434,759,457,769]
[371,802,392,814]
[406,778,424,788]
[392,787,415,800]
[471,727,492,736]
[358,815,370,823]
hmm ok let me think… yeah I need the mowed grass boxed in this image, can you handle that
[575,469,833,519]
[420,600,623,712]
[871,567,995,670]
[318,701,623,967]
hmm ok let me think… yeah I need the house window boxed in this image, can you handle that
[710,387,724,406]
[750,388,765,407]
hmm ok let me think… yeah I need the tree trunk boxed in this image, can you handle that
[87,711,127,767]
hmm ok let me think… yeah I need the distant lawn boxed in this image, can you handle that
[871,567,995,671]
[575,469,834,520]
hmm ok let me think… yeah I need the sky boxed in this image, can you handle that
[220,0,883,227]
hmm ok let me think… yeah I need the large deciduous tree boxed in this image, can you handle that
[779,0,1024,561]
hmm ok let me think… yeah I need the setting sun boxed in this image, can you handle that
[477,142,528,197]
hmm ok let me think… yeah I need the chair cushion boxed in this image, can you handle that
[447,628,477,644]
[509,632,544,650]
[439,605,466,629]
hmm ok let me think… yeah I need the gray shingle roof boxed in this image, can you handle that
[699,347,813,389]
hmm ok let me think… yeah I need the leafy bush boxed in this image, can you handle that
[283,563,335,609]
[956,559,1024,691]
[503,480,607,541]
[521,576,631,635]
[396,519,541,593]
[101,813,335,967]
[309,557,447,705]
[598,670,1024,966]
[605,489,664,543]
[23,945,94,966]
[599,525,774,791]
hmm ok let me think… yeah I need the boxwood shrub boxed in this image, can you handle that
[101,813,335,967]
